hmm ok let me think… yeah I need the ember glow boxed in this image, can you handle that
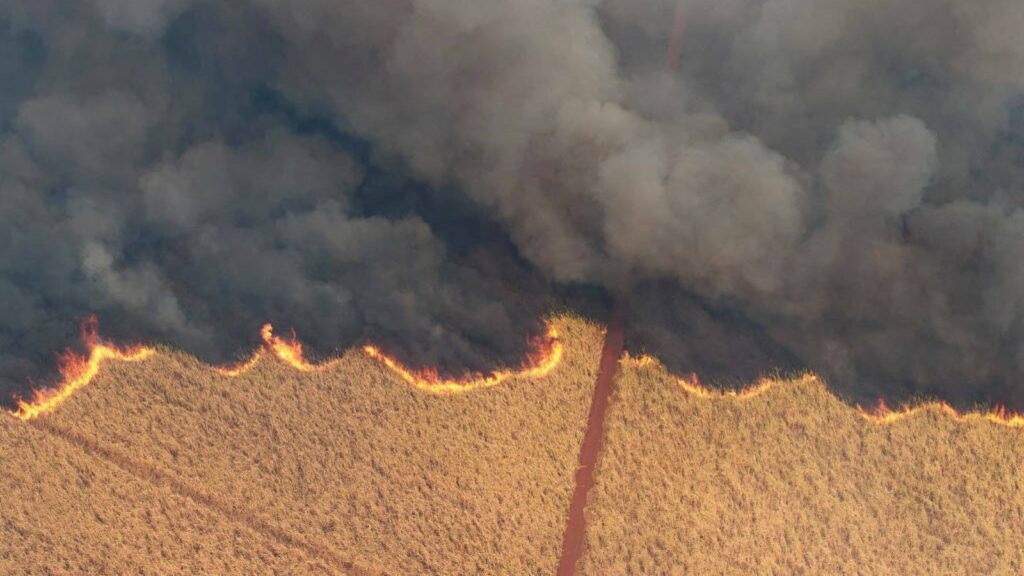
[11,317,155,421]
[362,324,563,394]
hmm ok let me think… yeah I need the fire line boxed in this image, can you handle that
[11,317,155,421]
[10,318,564,420]
[621,354,1024,429]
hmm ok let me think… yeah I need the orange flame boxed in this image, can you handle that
[621,353,781,400]
[213,323,314,375]
[9,318,564,420]
[10,317,155,421]
[222,322,564,393]
[260,323,317,372]
[857,398,1024,428]
[213,350,264,377]
[622,355,1024,429]
[675,372,779,400]
[363,324,563,394]
[681,375,1024,427]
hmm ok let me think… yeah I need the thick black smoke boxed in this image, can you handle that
[1,0,1023,409]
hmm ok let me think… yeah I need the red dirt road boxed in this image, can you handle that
[556,306,625,576]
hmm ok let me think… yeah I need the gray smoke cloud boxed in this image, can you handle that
[0,1,558,397]
[1,0,1022,408]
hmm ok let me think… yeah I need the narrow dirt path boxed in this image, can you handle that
[556,306,625,576]
[29,418,376,576]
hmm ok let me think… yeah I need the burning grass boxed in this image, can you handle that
[2,315,602,575]
[579,359,1024,575]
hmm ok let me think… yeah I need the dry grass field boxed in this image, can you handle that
[580,360,1024,575]
[1,315,604,575]
[0,415,336,574]
[5,315,1024,575]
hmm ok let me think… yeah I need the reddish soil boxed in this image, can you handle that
[556,306,625,576]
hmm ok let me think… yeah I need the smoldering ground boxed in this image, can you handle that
[1,0,1023,410]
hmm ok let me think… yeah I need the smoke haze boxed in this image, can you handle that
[1,0,1023,408]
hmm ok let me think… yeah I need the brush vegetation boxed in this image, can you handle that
[580,363,1024,575]
[1,316,603,575]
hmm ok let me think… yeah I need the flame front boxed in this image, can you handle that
[682,376,1024,427]
[362,324,563,394]
[857,398,1024,428]
[214,351,264,377]
[621,353,779,400]
[675,372,779,400]
[623,353,1024,428]
[11,318,155,421]
[8,318,564,420]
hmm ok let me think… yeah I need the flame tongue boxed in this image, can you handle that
[11,317,155,421]
[260,323,316,371]
[213,322,304,376]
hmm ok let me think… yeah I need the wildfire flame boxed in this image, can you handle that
[228,322,565,391]
[10,317,155,421]
[362,325,563,395]
[212,323,309,376]
[213,351,264,378]
[621,352,1024,428]
[621,353,779,400]
[20,316,1019,429]
[675,372,778,401]
[619,353,657,369]
[857,398,1024,428]
[260,323,317,372]
[10,318,564,420]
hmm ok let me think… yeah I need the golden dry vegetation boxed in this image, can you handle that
[1,315,604,575]
[0,415,336,574]
[6,315,1024,575]
[580,362,1024,575]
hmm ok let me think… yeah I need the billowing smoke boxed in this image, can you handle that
[1,0,1023,409]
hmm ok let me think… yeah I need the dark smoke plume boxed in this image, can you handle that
[1,0,1023,409]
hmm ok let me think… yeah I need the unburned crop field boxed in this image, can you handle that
[579,363,1024,575]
